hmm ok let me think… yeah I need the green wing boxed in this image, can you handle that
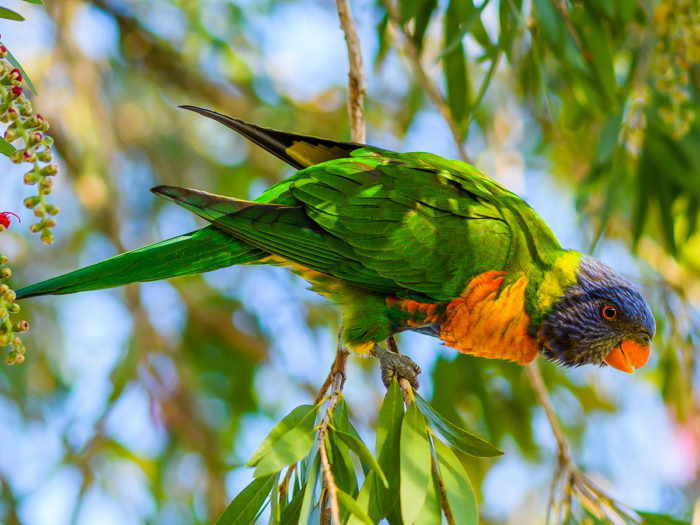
[152,150,536,301]
[16,107,367,299]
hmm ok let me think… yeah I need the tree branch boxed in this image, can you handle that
[382,0,470,163]
[317,349,347,525]
[335,0,367,143]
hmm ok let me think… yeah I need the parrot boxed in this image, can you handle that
[15,106,656,386]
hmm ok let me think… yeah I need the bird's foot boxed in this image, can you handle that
[370,344,421,389]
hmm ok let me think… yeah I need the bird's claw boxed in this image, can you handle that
[370,344,421,389]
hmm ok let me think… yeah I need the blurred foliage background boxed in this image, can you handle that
[0,0,699,523]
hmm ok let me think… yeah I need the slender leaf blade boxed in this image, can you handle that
[433,437,478,525]
[414,392,502,457]
[333,428,388,488]
[253,426,316,477]
[247,404,317,467]
[337,488,374,525]
[0,7,24,21]
[374,378,404,516]
[215,474,275,525]
[412,466,442,525]
[4,46,38,95]
[0,137,15,158]
[297,452,320,524]
[637,511,691,525]
[400,400,432,525]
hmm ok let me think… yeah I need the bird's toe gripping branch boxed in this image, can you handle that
[370,344,421,389]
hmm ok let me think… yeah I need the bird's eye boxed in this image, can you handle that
[601,305,617,320]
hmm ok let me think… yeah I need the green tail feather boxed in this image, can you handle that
[15,226,265,299]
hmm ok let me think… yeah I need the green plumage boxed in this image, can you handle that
[16,106,567,350]
[17,106,657,376]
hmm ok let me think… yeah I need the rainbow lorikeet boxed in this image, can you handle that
[16,106,655,385]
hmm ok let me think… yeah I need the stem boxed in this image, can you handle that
[335,0,367,143]
[525,363,571,464]
[382,0,470,163]
[317,364,346,525]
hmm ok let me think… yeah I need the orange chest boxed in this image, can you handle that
[389,270,539,365]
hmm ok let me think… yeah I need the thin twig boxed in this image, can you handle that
[430,446,456,525]
[525,363,571,464]
[383,0,470,163]
[318,369,346,525]
[316,329,349,525]
[335,0,367,143]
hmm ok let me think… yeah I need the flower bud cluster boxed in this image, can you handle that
[0,254,27,365]
[0,41,59,243]
[652,0,700,139]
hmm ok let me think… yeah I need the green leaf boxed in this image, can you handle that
[436,0,490,60]
[0,137,15,158]
[325,430,358,500]
[4,47,38,95]
[247,404,317,467]
[412,466,442,525]
[433,437,478,525]
[347,472,381,525]
[297,452,320,524]
[332,397,350,432]
[337,488,374,525]
[411,0,438,51]
[575,7,617,104]
[443,0,469,124]
[280,483,305,524]
[377,379,404,448]
[374,378,404,516]
[333,428,388,488]
[531,0,564,44]
[253,425,316,477]
[215,474,275,525]
[21,0,44,4]
[637,511,691,525]
[400,400,432,525]
[414,393,503,457]
[0,7,24,21]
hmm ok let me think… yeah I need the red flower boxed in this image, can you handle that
[0,212,20,229]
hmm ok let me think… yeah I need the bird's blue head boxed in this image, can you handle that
[539,256,656,372]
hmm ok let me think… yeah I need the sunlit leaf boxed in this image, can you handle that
[0,137,15,158]
[247,404,317,467]
[21,0,44,4]
[215,474,275,525]
[5,45,38,95]
[414,392,503,457]
[347,472,380,525]
[337,488,374,525]
[637,511,691,525]
[297,452,320,524]
[412,465,442,525]
[333,428,388,488]
[433,436,478,525]
[0,7,24,21]
[374,378,404,516]
[253,426,317,477]
[400,400,432,525]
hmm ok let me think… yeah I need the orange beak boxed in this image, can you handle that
[604,339,651,373]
